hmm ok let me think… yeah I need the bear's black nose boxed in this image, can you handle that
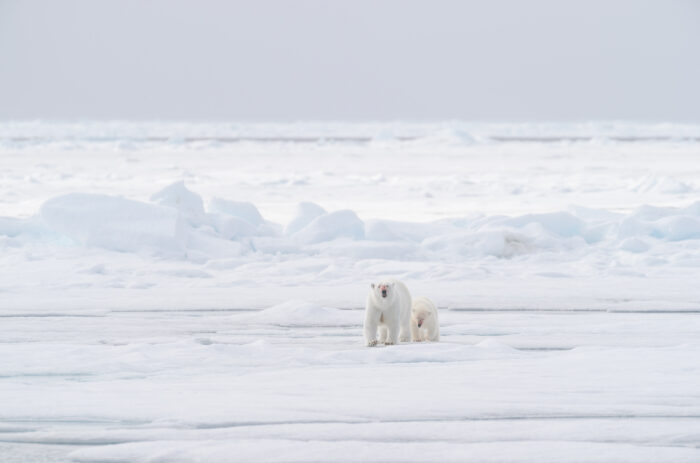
[381,289,387,297]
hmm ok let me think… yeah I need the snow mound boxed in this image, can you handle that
[631,204,677,221]
[150,181,205,223]
[216,216,260,239]
[619,237,650,253]
[40,194,184,254]
[499,212,585,238]
[284,202,327,236]
[656,216,700,241]
[209,198,265,227]
[246,301,358,326]
[293,210,364,244]
[422,230,536,258]
[209,199,280,239]
[18,187,700,267]
[618,206,700,241]
[484,231,535,257]
[364,220,402,241]
[0,217,27,237]
[684,201,700,217]
[0,216,47,238]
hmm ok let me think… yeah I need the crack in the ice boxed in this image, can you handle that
[185,414,700,429]
[448,308,700,313]
[1,435,699,450]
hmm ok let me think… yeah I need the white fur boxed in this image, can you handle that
[364,278,412,346]
[410,296,439,342]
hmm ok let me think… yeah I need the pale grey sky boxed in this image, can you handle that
[1,0,698,121]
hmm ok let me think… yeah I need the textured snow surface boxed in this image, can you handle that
[2,122,700,460]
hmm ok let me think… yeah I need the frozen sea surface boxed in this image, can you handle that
[1,121,700,461]
[1,305,700,462]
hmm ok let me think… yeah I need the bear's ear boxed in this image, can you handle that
[370,283,375,289]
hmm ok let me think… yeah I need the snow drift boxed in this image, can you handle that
[40,193,186,254]
[3,182,700,265]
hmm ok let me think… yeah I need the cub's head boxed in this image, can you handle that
[411,305,432,328]
[370,281,396,300]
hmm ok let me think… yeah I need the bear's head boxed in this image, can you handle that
[370,281,396,301]
[411,304,433,328]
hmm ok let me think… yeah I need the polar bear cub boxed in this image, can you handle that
[410,296,439,342]
[364,279,412,346]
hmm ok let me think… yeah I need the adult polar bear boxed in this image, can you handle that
[364,279,411,346]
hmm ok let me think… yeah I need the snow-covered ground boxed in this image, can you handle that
[1,121,700,461]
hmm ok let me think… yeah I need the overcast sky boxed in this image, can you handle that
[1,0,698,121]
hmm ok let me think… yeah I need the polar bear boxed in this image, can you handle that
[364,279,411,346]
[410,296,439,342]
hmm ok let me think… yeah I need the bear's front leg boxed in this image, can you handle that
[364,309,380,347]
[410,322,422,342]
